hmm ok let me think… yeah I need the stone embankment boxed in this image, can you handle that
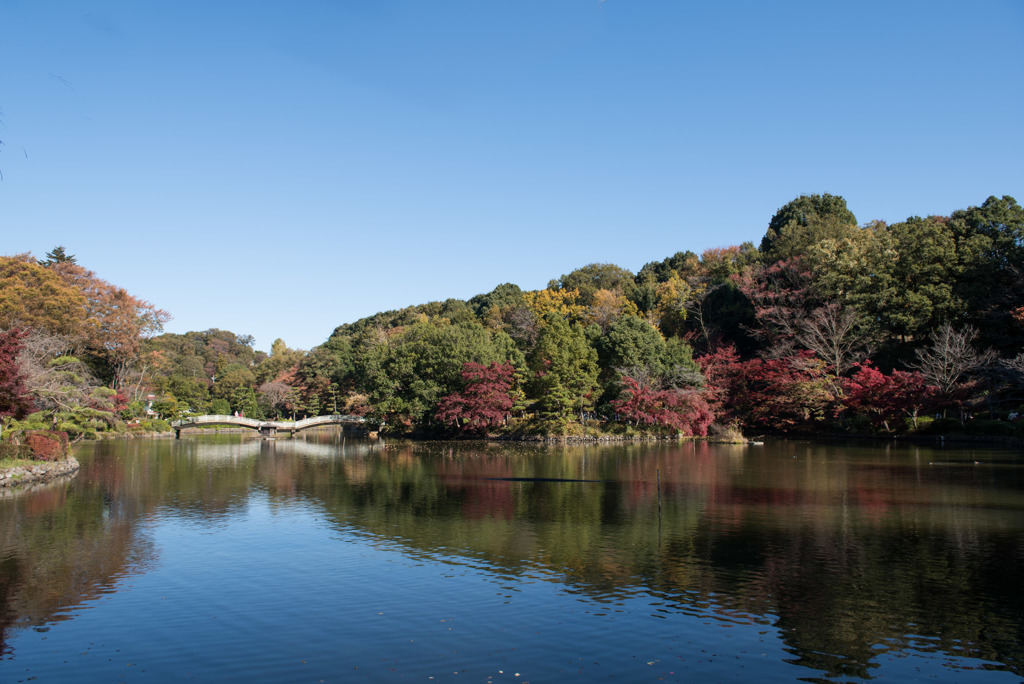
[0,457,80,488]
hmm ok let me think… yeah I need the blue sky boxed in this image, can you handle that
[3,0,1022,352]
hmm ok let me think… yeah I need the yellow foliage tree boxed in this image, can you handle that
[522,288,587,323]
[653,274,692,338]
[0,256,86,336]
[586,289,639,331]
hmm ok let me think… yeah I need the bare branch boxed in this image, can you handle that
[910,323,996,396]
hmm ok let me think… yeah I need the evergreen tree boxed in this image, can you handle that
[529,314,600,424]
[42,245,76,266]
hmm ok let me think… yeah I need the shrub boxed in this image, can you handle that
[0,443,33,460]
[122,401,146,419]
[136,419,172,432]
[909,415,934,432]
[709,423,746,443]
[23,430,70,461]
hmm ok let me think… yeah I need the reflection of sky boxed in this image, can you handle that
[263,436,386,460]
[187,439,263,462]
[182,434,385,461]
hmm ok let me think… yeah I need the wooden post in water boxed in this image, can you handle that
[656,468,662,541]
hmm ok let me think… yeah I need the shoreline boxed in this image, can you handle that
[0,456,80,488]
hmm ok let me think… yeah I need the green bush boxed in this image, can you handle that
[135,419,172,432]
[921,417,963,434]
[0,443,33,460]
[908,415,934,432]
[122,401,146,419]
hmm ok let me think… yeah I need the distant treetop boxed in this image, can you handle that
[42,245,76,266]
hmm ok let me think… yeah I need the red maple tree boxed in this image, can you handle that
[0,328,35,420]
[697,345,832,430]
[612,376,714,436]
[436,362,516,434]
[843,361,935,430]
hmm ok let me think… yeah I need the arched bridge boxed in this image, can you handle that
[170,414,375,439]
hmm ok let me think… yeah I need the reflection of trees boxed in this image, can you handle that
[277,439,1024,678]
[0,473,154,657]
[2,434,1020,677]
[0,436,266,656]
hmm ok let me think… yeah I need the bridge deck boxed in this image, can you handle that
[171,414,369,435]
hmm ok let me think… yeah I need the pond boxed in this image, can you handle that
[1,434,1022,682]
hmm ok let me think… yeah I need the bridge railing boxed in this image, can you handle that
[171,414,369,431]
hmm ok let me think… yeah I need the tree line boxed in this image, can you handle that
[2,193,1023,439]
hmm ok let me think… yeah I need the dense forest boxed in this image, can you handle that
[2,193,1023,440]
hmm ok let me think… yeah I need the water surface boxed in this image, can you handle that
[1,434,1022,682]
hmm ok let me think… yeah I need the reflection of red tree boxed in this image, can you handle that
[433,455,517,520]
[21,487,67,516]
[461,481,515,520]
[617,445,723,513]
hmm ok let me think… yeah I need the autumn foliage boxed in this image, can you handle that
[697,345,832,430]
[436,362,517,434]
[0,328,34,420]
[842,362,935,430]
[23,430,69,461]
[611,376,714,436]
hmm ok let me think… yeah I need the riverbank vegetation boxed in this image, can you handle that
[2,194,1023,444]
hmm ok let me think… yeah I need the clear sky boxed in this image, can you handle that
[3,0,1022,352]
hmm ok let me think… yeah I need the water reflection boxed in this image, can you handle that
[0,434,1021,680]
[295,439,1024,679]
[0,468,156,658]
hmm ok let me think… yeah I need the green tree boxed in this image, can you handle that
[529,314,600,425]
[360,318,523,430]
[596,315,667,379]
[150,396,180,420]
[295,336,353,391]
[549,263,636,306]
[951,195,1024,269]
[469,283,525,322]
[950,195,1024,352]
[255,338,305,384]
[761,193,858,260]
[157,374,210,413]
[635,251,700,284]
[875,217,962,343]
[231,386,262,419]
[212,365,256,403]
